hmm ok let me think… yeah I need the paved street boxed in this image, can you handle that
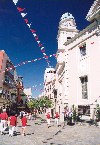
[0,115,100,145]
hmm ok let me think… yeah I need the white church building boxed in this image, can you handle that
[44,0,100,122]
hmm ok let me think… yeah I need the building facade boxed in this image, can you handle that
[0,50,17,107]
[44,68,56,117]
[43,0,100,122]
[55,0,100,122]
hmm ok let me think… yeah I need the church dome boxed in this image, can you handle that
[60,12,74,21]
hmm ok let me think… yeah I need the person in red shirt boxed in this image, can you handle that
[0,109,8,135]
[55,112,60,126]
[9,113,17,137]
[46,112,51,128]
[21,114,27,136]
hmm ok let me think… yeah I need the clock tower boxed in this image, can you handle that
[57,12,79,50]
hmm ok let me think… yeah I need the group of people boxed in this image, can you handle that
[46,112,60,128]
[0,109,27,136]
[0,106,77,137]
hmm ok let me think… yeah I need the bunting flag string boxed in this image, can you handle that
[33,88,44,92]
[0,54,56,75]
[1,76,44,92]
[0,54,56,91]
[12,1,50,67]
[32,82,44,88]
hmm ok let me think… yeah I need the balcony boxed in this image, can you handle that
[5,71,14,80]
[56,62,65,76]
[3,80,16,89]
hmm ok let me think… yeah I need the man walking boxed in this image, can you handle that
[46,112,51,128]
[55,112,60,126]
[0,109,8,135]
[9,112,17,137]
[21,114,27,136]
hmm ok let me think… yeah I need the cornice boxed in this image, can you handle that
[86,0,100,22]
[64,20,99,47]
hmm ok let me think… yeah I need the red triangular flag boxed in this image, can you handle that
[38,58,42,60]
[17,7,25,12]
[24,19,28,24]
[30,29,36,33]
[41,49,45,53]
[45,55,49,59]
[53,54,56,57]
[25,61,28,64]
[35,36,39,41]
[38,43,42,47]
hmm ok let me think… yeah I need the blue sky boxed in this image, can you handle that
[0,0,94,97]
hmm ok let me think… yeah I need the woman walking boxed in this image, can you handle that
[21,114,27,136]
[9,112,17,137]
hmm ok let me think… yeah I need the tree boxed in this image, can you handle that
[27,99,39,110]
[40,96,53,108]
[27,96,53,111]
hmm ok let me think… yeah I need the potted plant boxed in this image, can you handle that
[95,104,100,127]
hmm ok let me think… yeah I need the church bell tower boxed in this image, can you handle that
[57,12,79,50]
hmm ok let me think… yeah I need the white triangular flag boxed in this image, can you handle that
[28,61,31,63]
[41,47,44,50]
[27,23,32,28]
[37,41,40,44]
[33,33,37,37]
[49,55,52,57]
[34,59,37,61]
[21,13,27,18]
[43,53,46,55]
[12,0,19,5]
[23,62,26,64]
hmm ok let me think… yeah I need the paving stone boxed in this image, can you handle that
[0,116,100,145]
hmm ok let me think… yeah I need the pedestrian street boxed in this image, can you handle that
[0,114,100,145]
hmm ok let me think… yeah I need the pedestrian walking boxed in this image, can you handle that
[19,110,25,119]
[0,109,8,135]
[55,112,60,126]
[28,112,32,120]
[9,113,17,137]
[21,114,27,136]
[46,112,51,128]
[68,110,73,125]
